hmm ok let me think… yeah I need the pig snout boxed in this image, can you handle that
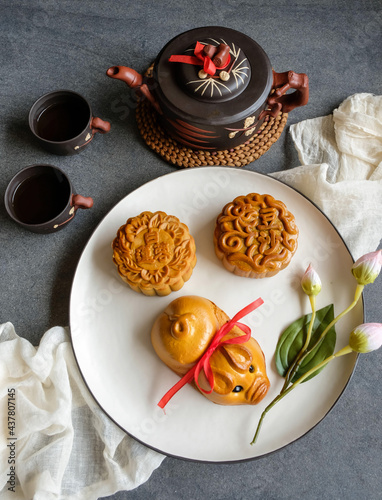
[245,378,270,405]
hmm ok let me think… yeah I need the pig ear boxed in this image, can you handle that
[213,369,235,395]
[220,344,253,373]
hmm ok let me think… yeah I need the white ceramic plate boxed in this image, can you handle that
[70,167,363,462]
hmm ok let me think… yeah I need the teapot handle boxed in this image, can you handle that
[260,70,309,119]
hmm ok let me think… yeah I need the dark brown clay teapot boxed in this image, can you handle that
[107,26,309,151]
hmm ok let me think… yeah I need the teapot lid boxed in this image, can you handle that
[153,26,272,122]
[172,37,251,103]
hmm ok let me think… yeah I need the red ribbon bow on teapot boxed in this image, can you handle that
[168,41,231,76]
[157,297,264,409]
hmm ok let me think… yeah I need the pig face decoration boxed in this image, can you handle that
[151,295,270,406]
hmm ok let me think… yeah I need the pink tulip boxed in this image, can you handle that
[301,264,322,296]
[349,323,382,353]
[351,250,382,285]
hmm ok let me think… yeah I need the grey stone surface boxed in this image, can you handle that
[0,0,381,499]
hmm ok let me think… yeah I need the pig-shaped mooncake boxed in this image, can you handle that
[151,295,270,406]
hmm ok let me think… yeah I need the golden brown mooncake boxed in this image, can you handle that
[151,295,270,406]
[112,211,197,296]
[214,193,299,279]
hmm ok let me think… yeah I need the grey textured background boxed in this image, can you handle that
[0,1,381,499]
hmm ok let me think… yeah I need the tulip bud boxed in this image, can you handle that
[349,323,382,353]
[351,250,382,285]
[301,264,322,296]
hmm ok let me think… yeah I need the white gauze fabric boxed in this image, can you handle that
[0,323,165,500]
[272,93,382,259]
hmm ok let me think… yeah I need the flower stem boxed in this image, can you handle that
[251,345,353,445]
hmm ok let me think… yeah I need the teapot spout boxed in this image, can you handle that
[106,65,161,114]
[106,66,143,88]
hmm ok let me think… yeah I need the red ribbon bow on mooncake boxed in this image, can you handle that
[157,297,264,409]
[168,41,230,76]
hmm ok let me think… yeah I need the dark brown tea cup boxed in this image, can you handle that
[28,90,111,155]
[4,164,94,233]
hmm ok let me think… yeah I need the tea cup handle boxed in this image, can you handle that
[90,117,111,134]
[71,194,94,210]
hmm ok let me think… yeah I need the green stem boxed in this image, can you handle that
[251,345,353,445]
[282,294,316,391]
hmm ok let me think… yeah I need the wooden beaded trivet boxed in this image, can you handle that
[135,66,288,168]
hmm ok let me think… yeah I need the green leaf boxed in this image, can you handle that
[275,304,336,383]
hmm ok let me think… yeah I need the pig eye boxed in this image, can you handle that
[249,365,254,373]
[232,385,243,393]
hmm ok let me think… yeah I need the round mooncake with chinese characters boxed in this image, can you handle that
[112,211,197,296]
[213,193,298,278]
